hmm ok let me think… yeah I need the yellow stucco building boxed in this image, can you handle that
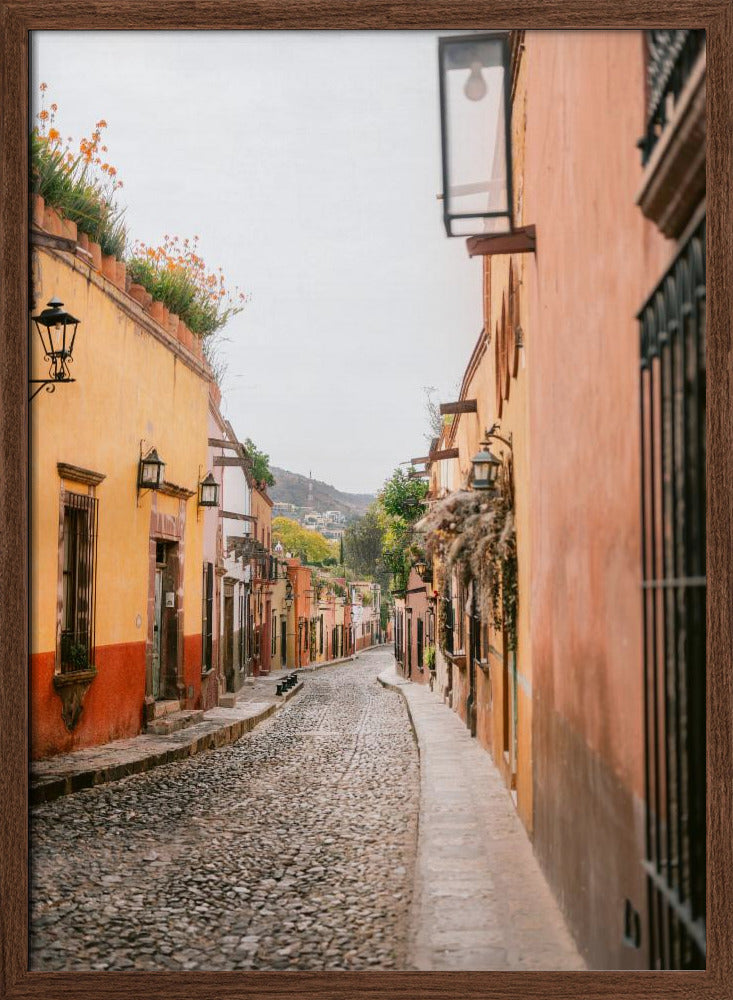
[31,230,214,758]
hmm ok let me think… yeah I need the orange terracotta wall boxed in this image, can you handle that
[519,31,673,968]
[252,487,273,549]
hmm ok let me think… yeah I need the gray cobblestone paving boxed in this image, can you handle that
[30,650,419,972]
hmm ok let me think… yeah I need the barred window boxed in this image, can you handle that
[202,562,214,671]
[60,492,98,674]
[639,215,706,969]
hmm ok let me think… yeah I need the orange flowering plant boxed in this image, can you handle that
[126,235,249,338]
[31,83,127,257]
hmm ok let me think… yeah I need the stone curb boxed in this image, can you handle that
[30,681,304,808]
[377,668,419,750]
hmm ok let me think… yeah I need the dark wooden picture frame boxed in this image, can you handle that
[1,2,730,998]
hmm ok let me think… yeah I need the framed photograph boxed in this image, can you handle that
[1,3,731,1000]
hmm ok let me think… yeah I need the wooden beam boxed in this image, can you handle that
[208,437,241,451]
[466,224,536,258]
[410,456,431,465]
[214,456,248,467]
[219,510,257,523]
[439,399,477,415]
[430,448,459,461]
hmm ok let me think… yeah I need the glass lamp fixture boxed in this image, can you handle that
[438,32,513,237]
[198,471,219,508]
[413,558,428,578]
[471,447,501,491]
[138,448,165,491]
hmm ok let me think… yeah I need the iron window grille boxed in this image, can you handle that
[59,492,98,674]
[639,214,706,969]
[417,617,424,669]
[441,595,454,654]
[639,30,705,166]
[202,562,214,672]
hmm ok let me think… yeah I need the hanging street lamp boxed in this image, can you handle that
[30,297,81,400]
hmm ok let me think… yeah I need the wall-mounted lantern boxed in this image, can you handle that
[198,471,220,508]
[471,447,501,491]
[30,298,80,400]
[472,424,513,491]
[137,446,165,503]
[413,558,427,578]
[438,33,536,256]
[285,581,294,610]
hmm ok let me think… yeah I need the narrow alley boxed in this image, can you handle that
[21,29,708,976]
[31,648,583,973]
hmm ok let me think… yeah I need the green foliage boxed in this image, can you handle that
[425,645,436,671]
[272,517,338,565]
[380,603,390,630]
[245,438,275,488]
[374,467,429,592]
[378,467,428,523]
[343,504,385,581]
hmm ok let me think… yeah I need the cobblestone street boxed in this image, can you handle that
[31,649,419,972]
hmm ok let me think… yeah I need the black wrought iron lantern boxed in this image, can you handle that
[471,447,501,491]
[138,448,165,491]
[30,297,81,399]
[438,33,513,238]
[285,581,294,610]
[198,471,219,508]
[413,558,427,579]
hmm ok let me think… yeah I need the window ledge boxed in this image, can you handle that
[52,667,97,732]
[53,667,97,689]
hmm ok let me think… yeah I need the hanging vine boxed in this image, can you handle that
[416,465,518,651]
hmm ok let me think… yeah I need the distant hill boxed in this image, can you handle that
[270,468,374,518]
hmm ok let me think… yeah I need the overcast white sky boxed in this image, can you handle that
[33,32,482,494]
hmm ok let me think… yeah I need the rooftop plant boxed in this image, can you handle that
[31,83,127,257]
[126,235,248,339]
[31,83,250,383]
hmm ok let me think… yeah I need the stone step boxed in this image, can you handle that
[146,709,204,736]
[152,699,181,719]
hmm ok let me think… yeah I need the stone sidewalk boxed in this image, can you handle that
[30,667,314,807]
[378,665,585,972]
